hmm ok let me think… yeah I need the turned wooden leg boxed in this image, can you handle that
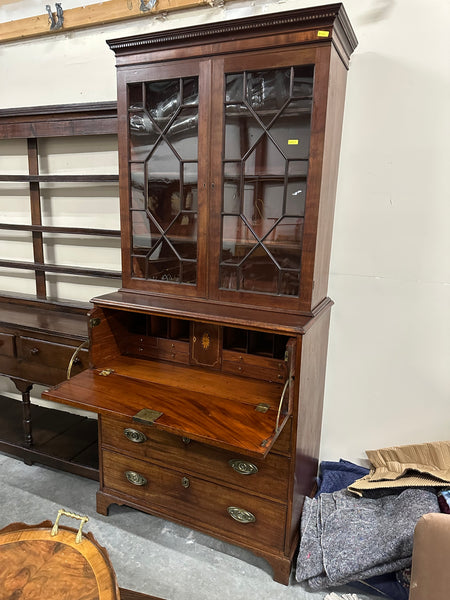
[11,378,34,449]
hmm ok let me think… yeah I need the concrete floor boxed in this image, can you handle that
[0,453,380,600]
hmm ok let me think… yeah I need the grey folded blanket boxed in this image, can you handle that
[295,487,439,590]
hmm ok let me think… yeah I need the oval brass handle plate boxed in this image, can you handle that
[125,470,147,486]
[124,428,147,443]
[228,459,258,475]
[227,506,256,524]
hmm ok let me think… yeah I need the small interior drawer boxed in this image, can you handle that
[0,332,15,358]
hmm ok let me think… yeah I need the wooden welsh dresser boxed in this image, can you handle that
[43,4,357,584]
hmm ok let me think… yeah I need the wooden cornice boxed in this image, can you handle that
[107,3,358,63]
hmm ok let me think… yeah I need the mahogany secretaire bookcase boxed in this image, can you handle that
[44,4,357,584]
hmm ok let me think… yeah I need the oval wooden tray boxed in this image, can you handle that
[0,511,120,600]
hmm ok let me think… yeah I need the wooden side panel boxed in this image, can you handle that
[89,307,126,366]
[287,306,332,546]
[311,45,349,308]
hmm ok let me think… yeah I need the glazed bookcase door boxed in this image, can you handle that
[119,61,209,297]
[209,48,327,312]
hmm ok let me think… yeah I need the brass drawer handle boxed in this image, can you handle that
[228,459,258,475]
[124,428,147,444]
[181,476,190,488]
[30,347,40,355]
[227,506,256,524]
[125,470,147,486]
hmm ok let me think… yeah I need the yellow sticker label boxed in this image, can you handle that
[317,30,330,38]
[288,139,299,145]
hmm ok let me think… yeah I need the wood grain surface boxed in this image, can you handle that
[0,523,119,600]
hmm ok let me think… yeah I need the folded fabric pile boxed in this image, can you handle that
[348,440,450,496]
[295,487,439,590]
[296,440,450,598]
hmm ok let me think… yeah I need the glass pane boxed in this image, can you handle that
[165,107,198,159]
[269,112,311,160]
[222,215,257,263]
[221,65,314,297]
[225,73,244,103]
[128,76,199,285]
[243,137,286,177]
[183,163,198,210]
[223,178,241,214]
[271,216,303,248]
[132,210,151,249]
[241,253,278,294]
[182,77,199,105]
[145,80,180,128]
[286,180,307,215]
[224,107,264,161]
[166,213,197,259]
[130,112,160,161]
[129,83,143,108]
[130,163,146,210]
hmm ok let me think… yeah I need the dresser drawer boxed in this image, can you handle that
[0,333,15,358]
[101,449,287,551]
[17,336,89,373]
[100,414,290,501]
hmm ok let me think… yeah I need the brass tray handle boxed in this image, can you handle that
[125,470,147,486]
[227,506,256,524]
[275,378,290,432]
[66,339,89,380]
[51,508,89,544]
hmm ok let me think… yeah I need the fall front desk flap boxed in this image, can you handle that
[42,356,291,458]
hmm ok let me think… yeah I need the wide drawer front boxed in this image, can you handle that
[101,414,290,501]
[17,337,89,374]
[102,449,287,551]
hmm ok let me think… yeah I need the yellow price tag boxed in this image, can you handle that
[288,140,299,145]
[317,30,330,38]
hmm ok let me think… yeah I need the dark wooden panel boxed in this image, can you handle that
[0,298,88,339]
[38,416,98,461]
[0,102,117,139]
[0,395,99,479]
[0,333,15,358]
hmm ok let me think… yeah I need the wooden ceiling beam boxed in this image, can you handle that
[0,0,226,44]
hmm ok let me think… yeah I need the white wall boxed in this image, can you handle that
[0,0,448,464]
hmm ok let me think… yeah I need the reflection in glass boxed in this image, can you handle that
[221,65,314,296]
[128,76,199,284]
